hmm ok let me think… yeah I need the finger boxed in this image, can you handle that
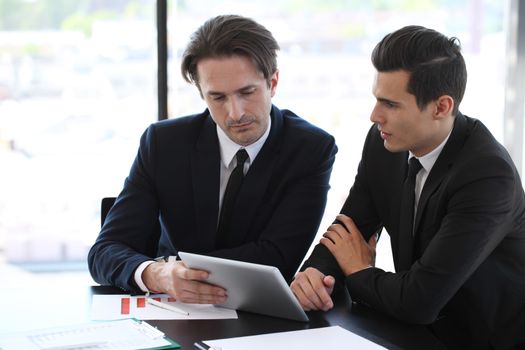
[326,224,348,239]
[293,270,328,310]
[336,215,368,244]
[172,265,225,293]
[181,279,227,297]
[336,214,358,233]
[309,274,334,311]
[291,279,316,311]
[322,230,339,244]
[323,275,336,295]
[177,292,227,304]
[178,281,228,304]
[303,268,333,310]
[368,232,378,249]
[320,237,336,253]
[175,264,209,281]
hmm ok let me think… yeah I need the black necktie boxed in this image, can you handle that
[216,149,249,248]
[398,157,423,271]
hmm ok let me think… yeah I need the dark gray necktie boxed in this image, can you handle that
[216,149,249,248]
[398,157,422,271]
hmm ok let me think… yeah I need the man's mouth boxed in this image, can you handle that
[380,130,391,139]
[231,121,252,130]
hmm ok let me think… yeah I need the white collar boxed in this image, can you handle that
[217,116,272,168]
[409,129,452,173]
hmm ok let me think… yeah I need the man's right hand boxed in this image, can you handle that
[142,260,227,304]
[290,267,335,311]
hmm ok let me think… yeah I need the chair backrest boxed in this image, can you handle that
[99,196,165,256]
[101,197,116,227]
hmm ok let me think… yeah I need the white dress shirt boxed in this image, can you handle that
[410,130,452,211]
[216,117,271,211]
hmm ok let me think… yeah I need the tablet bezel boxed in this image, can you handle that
[178,252,309,322]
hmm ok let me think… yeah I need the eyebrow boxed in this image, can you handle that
[376,97,400,106]
[206,84,258,97]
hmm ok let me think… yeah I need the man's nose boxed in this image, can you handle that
[227,96,244,121]
[370,103,382,124]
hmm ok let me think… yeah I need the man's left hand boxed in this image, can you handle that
[320,214,378,275]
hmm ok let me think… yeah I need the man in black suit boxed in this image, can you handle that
[291,26,525,349]
[88,15,337,305]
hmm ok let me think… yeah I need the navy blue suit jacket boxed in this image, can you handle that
[302,113,525,349]
[88,105,337,292]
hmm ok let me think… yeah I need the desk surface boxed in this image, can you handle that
[1,278,445,350]
[141,289,445,350]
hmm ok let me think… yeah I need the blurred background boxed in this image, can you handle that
[0,0,516,284]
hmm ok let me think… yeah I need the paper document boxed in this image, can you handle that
[91,294,238,320]
[0,318,179,350]
[204,325,387,350]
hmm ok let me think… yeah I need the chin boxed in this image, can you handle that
[237,132,264,146]
[383,141,404,154]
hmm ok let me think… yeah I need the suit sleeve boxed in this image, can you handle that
[88,125,162,292]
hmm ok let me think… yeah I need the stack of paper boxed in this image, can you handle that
[204,326,387,350]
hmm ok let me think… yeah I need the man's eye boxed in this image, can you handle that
[384,101,396,108]
[212,95,225,101]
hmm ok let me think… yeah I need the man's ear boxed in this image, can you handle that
[434,95,454,119]
[270,69,279,97]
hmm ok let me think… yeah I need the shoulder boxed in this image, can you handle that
[276,107,334,142]
[149,110,210,133]
[268,106,337,163]
[461,115,513,164]
[449,114,518,182]
[140,110,212,143]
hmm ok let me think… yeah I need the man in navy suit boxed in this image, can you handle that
[88,15,337,304]
[291,26,525,349]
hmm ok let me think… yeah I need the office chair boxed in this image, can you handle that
[100,197,164,255]
[101,197,116,227]
[100,197,163,252]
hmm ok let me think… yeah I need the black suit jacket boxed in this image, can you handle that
[303,113,525,349]
[88,105,337,291]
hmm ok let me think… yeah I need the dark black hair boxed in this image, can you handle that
[372,25,467,115]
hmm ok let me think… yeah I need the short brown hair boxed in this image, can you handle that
[181,14,279,90]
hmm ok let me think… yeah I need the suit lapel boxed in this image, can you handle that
[413,114,468,234]
[191,114,221,250]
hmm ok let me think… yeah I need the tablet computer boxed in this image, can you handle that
[178,252,309,322]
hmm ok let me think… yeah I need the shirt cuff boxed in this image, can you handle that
[134,260,155,293]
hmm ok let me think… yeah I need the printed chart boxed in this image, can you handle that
[91,294,238,320]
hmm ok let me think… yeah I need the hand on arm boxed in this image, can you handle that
[321,214,377,276]
[291,267,335,311]
[142,260,227,304]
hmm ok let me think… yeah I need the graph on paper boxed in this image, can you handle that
[91,294,238,320]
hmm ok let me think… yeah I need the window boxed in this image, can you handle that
[0,0,157,268]
[167,0,508,270]
[0,0,508,273]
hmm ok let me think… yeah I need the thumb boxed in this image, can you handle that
[368,233,378,249]
[323,275,335,288]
